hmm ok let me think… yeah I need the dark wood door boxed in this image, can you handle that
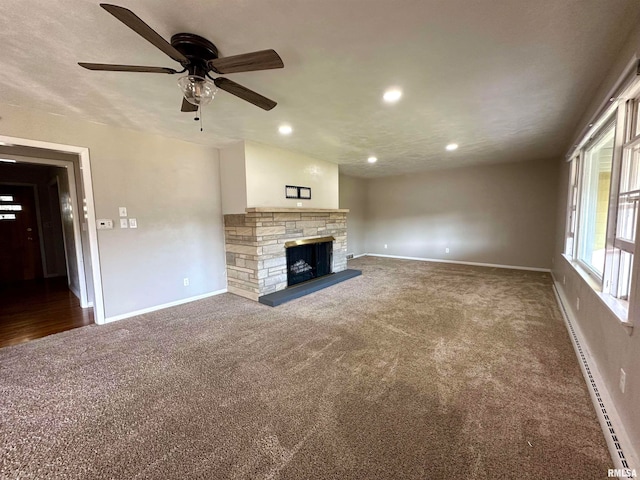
[0,185,43,283]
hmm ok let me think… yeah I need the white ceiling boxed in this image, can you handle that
[1,0,639,177]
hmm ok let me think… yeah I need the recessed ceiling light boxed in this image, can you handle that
[367,156,377,164]
[383,88,402,103]
[445,143,458,151]
[278,124,292,135]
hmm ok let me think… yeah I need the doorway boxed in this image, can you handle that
[0,135,104,346]
[0,164,96,347]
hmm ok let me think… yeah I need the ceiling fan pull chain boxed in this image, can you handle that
[199,106,204,132]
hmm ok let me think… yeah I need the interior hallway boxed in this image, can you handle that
[0,277,93,348]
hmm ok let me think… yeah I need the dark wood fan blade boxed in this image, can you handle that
[213,78,277,110]
[209,49,283,74]
[79,63,179,74]
[181,97,199,112]
[100,4,188,64]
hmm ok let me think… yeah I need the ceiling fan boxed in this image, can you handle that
[79,4,284,113]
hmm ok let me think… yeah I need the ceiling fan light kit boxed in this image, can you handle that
[79,4,284,116]
[177,75,217,107]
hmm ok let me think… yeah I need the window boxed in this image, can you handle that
[565,154,579,257]
[565,75,640,322]
[608,98,640,300]
[0,194,20,221]
[0,204,22,211]
[577,122,615,277]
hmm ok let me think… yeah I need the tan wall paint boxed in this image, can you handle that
[363,159,558,269]
[56,167,82,298]
[46,170,67,277]
[245,141,339,209]
[0,103,226,319]
[338,174,367,256]
[553,24,640,460]
[219,142,247,214]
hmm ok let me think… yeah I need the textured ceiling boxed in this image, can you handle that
[0,0,639,177]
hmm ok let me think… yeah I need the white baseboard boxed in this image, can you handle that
[350,253,368,259]
[103,288,227,324]
[551,274,638,471]
[364,253,551,272]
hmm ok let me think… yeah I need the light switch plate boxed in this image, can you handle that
[120,218,128,229]
[129,218,137,228]
[119,207,127,217]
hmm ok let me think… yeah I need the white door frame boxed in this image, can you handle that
[0,135,105,324]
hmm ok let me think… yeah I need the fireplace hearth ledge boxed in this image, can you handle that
[258,269,362,306]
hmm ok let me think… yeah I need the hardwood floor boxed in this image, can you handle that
[0,277,93,348]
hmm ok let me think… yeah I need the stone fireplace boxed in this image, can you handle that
[223,208,348,301]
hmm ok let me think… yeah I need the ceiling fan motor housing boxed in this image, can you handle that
[171,33,219,76]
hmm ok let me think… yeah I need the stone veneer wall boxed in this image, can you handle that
[224,208,348,301]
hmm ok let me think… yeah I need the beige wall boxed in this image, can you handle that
[219,142,247,214]
[45,169,67,278]
[245,141,339,209]
[338,174,367,256]
[0,103,226,319]
[56,166,82,298]
[362,159,558,269]
[553,23,640,461]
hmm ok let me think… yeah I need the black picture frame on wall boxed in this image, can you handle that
[285,185,312,200]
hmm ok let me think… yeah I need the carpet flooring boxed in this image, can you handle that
[0,257,610,479]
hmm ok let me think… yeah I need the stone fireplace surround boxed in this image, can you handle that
[223,208,348,301]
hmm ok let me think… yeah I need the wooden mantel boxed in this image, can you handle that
[245,207,349,213]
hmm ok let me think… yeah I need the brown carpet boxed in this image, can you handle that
[0,257,610,479]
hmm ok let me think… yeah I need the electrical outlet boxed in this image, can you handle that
[620,369,626,393]
[183,277,189,287]
[384,244,388,249]
[576,297,580,311]
[129,218,137,228]
[445,247,450,254]
[297,202,302,207]
[96,219,113,230]
[120,218,128,229]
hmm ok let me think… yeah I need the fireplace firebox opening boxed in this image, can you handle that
[285,236,334,287]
